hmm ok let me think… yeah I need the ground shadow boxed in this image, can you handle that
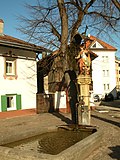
[108,145,120,160]
[91,114,120,128]
[52,112,73,124]
[56,70,78,124]
[100,100,120,109]
[64,70,78,124]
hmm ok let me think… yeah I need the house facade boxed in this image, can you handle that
[42,36,117,101]
[90,36,117,99]
[37,35,118,113]
[0,19,44,112]
[115,57,120,91]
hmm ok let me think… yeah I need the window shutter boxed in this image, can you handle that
[1,95,7,111]
[16,95,22,110]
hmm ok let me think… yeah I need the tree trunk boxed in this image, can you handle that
[57,0,68,54]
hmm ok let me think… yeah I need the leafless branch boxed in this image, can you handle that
[84,0,96,13]
[18,0,120,52]
[111,0,120,11]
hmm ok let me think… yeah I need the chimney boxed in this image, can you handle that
[0,19,4,35]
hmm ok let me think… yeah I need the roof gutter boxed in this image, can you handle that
[89,48,117,51]
[0,40,44,53]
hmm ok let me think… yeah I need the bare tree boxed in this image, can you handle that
[18,0,120,90]
[19,0,119,51]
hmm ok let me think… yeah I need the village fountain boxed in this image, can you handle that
[34,34,100,159]
[36,33,97,126]
[0,34,101,160]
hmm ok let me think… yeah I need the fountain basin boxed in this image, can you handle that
[0,125,102,160]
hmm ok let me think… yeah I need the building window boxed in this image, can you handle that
[92,43,96,48]
[104,84,106,90]
[7,96,15,110]
[116,70,118,74]
[103,70,105,76]
[4,57,17,79]
[6,61,15,75]
[107,84,110,90]
[103,70,109,77]
[102,56,108,62]
[1,94,21,111]
[106,70,109,76]
[103,84,110,91]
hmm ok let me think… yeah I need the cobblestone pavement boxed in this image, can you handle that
[0,104,120,160]
[86,105,120,160]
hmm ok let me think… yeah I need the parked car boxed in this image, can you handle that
[93,95,100,102]
[105,93,114,101]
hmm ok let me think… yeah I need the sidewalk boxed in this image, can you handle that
[0,108,119,160]
[0,109,36,119]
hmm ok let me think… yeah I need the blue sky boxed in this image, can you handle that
[0,0,120,57]
[0,0,34,39]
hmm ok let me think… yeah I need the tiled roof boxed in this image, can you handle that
[0,34,32,45]
[89,35,117,51]
[0,34,45,52]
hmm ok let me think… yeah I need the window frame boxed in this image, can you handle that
[6,60,15,75]
[4,56,17,79]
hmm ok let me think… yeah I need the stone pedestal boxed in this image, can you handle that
[77,75,91,125]
[36,93,54,113]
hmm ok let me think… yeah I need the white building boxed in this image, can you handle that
[90,36,117,99]
[0,19,44,112]
[37,35,118,113]
[115,57,120,91]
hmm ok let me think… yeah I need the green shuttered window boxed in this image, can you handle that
[1,95,7,111]
[16,94,22,110]
[1,94,22,111]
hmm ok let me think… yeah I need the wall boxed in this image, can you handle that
[0,55,37,111]
[115,59,120,90]
[92,50,117,98]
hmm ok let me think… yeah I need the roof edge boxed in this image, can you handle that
[89,35,117,51]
